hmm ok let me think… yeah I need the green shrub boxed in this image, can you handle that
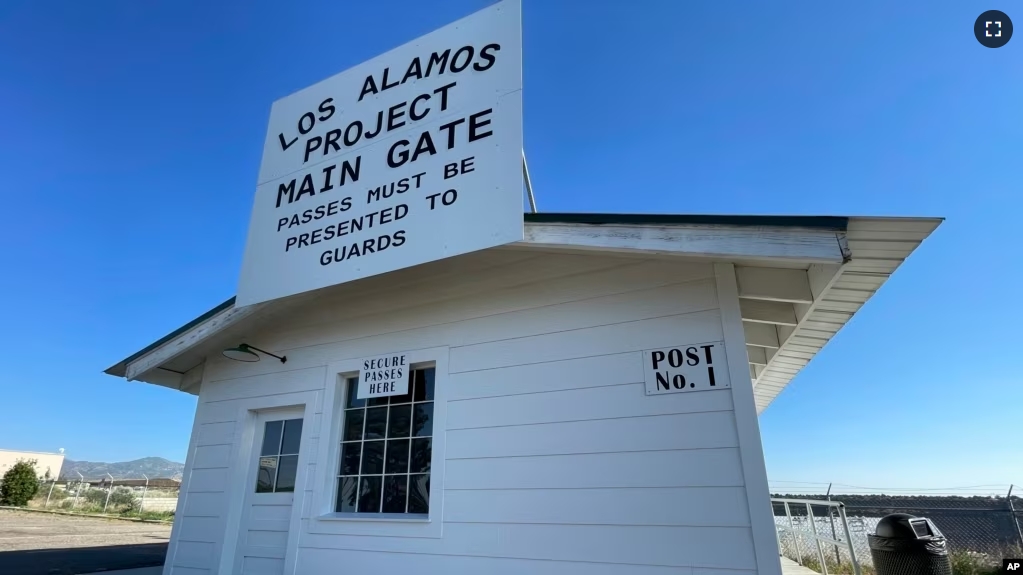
[84,489,107,505]
[0,460,39,506]
[109,487,139,512]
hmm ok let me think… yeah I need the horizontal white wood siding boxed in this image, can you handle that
[166,253,757,575]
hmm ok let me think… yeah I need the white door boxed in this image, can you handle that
[234,408,304,575]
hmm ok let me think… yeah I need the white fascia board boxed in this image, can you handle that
[520,222,847,264]
[125,302,268,381]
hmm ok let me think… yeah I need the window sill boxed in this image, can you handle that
[315,512,430,523]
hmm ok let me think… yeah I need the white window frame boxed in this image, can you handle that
[310,346,448,538]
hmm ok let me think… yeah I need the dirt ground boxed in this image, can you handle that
[0,509,171,552]
[0,509,170,574]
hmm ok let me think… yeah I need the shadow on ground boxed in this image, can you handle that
[0,542,166,575]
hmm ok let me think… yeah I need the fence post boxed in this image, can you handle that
[73,472,84,509]
[1009,485,1023,551]
[140,474,149,514]
[806,502,829,575]
[826,483,842,565]
[784,501,803,565]
[45,479,56,508]
[103,474,113,513]
[837,504,862,575]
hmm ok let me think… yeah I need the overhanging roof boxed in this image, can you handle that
[104,212,941,412]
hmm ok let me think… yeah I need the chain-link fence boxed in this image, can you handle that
[28,477,180,519]
[771,483,1023,574]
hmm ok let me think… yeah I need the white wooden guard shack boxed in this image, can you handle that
[104,2,942,574]
[105,212,941,575]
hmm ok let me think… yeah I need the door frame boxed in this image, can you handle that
[218,389,320,575]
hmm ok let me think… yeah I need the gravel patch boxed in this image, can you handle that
[0,509,171,552]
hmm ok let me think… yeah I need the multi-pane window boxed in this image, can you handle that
[336,367,434,514]
[255,418,303,493]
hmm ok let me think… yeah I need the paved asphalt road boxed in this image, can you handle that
[0,510,170,575]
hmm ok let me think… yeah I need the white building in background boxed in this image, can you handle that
[0,448,64,480]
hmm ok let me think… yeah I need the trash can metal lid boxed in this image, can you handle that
[874,513,943,540]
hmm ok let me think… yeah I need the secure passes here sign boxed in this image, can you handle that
[237,0,523,307]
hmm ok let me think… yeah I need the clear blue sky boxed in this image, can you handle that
[0,1,1019,489]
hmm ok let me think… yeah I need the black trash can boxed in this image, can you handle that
[867,513,952,575]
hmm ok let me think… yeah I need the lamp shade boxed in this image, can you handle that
[222,344,260,362]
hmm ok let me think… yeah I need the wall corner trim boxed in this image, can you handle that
[714,262,783,575]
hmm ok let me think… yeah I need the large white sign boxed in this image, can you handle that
[643,342,731,395]
[358,353,409,400]
[237,0,523,307]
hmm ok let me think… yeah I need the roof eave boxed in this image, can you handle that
[106,214,940,411]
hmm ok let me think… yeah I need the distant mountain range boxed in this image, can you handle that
[60,457,185,480]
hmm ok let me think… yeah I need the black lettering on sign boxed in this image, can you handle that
[275,158,362,208]
[319,230,407,266]
[468,108,493,142]
[645,343,726,394]
[278,97,337,155]
[318,98,336,122]
[356,44,499,102]
[655,371,670,391]
[298,112,316,134]
[279,133,298,151]
[425,189,458,210]
[427,50,450,76]
[444,156,475,180]
[474,43,500,71]
[701,344,714,364]
[365,112,383,139]
[449,46,474,73]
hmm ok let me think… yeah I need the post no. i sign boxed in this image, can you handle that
[643,341,731,395]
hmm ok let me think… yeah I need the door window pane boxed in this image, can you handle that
[276,455,299,492]
[260,420,283,456]
[280,419,303,454]
[255,418,303,494]
[256,457,277,493]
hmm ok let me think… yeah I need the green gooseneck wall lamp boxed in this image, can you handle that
[222,343,287,364]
